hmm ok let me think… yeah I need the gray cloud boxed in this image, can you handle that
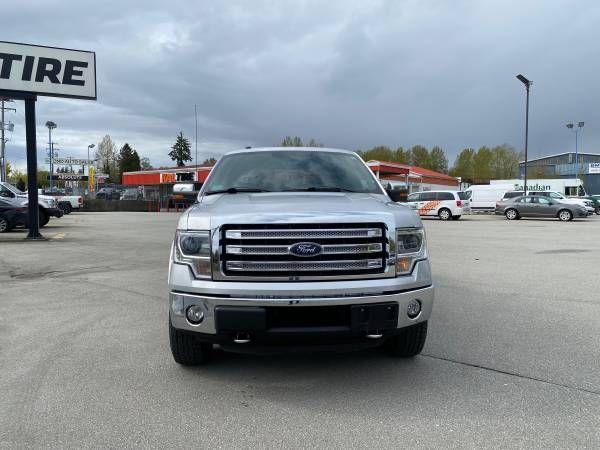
[2,0,599,172]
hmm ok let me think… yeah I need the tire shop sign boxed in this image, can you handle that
[0,41,96,99]
[0,41,96,239]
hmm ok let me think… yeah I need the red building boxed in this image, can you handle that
[122,165,214,200]
[366,160,459,192]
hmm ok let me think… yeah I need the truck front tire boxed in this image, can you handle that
[385,321,428,357]
[38,209,49,227]
[169,318,212,365]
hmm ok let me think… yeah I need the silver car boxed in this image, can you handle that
[495,195,588,221]
[168,147,434,365]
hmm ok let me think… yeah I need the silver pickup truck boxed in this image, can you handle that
[168,147,434,365]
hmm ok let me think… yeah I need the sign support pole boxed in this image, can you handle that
[25,95,43,240]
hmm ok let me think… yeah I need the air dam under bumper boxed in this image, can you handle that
[169,284,433,351]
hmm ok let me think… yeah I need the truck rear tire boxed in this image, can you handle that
[169,318,212,365]
[385,321,428,357]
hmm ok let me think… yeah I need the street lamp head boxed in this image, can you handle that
[88,144,95,149]
[578,121,585,128]
[516,74,531,87]
[45,121,57,129]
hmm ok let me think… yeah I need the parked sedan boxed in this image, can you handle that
[495,195,588,221]
[0,198,27,233]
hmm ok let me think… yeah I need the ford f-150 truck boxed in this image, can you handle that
[168,148,434,365]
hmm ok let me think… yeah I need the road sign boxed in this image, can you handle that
[47,173,88,181]
[44,157,94,165]
[0,41,96,100]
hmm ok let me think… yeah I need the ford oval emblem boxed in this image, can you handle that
[289,242,322,257]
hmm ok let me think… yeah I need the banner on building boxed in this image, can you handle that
[589,163,600,174]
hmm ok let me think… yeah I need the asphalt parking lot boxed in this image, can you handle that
[1,212,599,448]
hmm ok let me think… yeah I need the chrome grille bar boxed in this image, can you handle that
[226,259,383,272]
[225,228,382,240]
[226,243,383,255]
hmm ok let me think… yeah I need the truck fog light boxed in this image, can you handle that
[186,305,204,324]
[407,299,421,318]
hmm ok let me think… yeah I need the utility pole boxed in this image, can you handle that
[1,98,16,182]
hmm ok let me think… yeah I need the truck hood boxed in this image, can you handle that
[181,192,422,230]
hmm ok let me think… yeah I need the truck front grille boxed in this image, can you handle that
[219,223,388,280]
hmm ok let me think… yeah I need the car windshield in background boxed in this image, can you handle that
[458,191,470,200]
[203,150,382,194]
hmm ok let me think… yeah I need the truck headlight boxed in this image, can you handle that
[173,230,211,279]
[395,228,427,275]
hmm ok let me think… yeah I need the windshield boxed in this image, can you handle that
[1,182,24,195]
[203,150,383,194]
[549,192,564,199]
[458,191,470,200]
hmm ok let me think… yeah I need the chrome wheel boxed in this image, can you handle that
[0,217,8,232]
[558,210,572,222]
[505,209,518,220]
[438,208,451,220]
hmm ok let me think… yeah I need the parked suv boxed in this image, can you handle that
[404,190,470,220]
[168,148,434,365]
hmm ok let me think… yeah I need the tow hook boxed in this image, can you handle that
[233,332,251,344]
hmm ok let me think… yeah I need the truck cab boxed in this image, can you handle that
[167,147,434,365]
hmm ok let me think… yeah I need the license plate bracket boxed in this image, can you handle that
[350,303,398,333]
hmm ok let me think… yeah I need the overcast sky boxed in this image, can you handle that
[2,0,600,171]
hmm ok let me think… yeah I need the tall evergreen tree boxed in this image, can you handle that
[169,132,192,167]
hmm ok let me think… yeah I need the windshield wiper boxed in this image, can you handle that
[204,187,270,195]
[285,186,359,193]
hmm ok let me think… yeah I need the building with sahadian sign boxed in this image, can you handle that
[518,152,600,194]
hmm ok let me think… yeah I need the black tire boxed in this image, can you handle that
[169,318,212,365]
[595,207,600,216]
[38,209,49,227]
[505,208,519,220]
[558,209,573,222]
[451,215,461,220]
[0,215,11,233]
[385,321,428,357]
[59,202,72,214]
[438,208,451,221]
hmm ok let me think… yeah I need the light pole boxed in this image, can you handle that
[566,121,584,191]
[516,74,532,194]
[87,144,95,175]
[45,121,57,191]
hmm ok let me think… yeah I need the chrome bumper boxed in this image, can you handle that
[169,260,434,335]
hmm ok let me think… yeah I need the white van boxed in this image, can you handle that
[404,190,470,220]
[464,184,513,210]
